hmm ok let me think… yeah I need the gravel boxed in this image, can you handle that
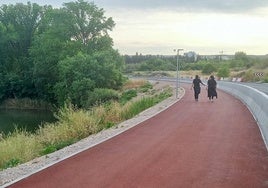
[0,81,184,187]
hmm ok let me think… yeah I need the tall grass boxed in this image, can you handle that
[0,129,42,169]
[121,88,172,119]
[122,79,147,90]
[121,98,155,119]
[0,82,172,170]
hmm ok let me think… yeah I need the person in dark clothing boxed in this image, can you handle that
[207,75,217,102]
[191,75,206,101]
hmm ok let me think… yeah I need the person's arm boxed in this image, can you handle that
[200,79,206,86]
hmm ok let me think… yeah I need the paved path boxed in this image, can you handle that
[7,84,268,188]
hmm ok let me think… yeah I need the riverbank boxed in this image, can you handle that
[0,80,182,186]
[0,98,53,110]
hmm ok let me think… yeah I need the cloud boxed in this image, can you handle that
[2,0,268,13]
[96,0,268,13]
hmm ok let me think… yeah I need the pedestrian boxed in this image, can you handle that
[207,75,217,102]
[191,75,206,101]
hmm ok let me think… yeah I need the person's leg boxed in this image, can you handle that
[194,88,199,101]
[194,92,198,101]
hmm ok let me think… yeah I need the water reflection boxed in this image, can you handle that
[0,109,57,134]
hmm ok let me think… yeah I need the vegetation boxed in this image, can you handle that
[125,52,268,83]
[0,80,173,170]
[0,0,125,107]
[0,1,173,171]
[0,0,267,172]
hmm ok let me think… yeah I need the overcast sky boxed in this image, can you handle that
[1,0,268,55]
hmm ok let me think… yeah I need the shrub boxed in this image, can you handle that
[120,89,137,104]
[263,76,268,83]
[217,66,230,78]
[242,70,255,82]
[0,85,173,170]
[139,82,153,93]
[37,104,100,146]
[202,63,217,74]
[85,88,119,108]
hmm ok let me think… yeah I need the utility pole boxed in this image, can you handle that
[219,50,223,61]
[174,49,183,99]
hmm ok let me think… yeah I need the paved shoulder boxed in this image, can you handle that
[7,84,268,188]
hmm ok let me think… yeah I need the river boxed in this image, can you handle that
[0,109,57,135]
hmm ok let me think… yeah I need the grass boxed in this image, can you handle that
[0,80,173,170]
[0,129,42,169]
[122,79,147,90]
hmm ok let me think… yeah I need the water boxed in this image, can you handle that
[0,109,57,135]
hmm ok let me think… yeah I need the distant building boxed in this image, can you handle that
[221,55,233,60]
[184,51,198,62]
[199,55,234,61]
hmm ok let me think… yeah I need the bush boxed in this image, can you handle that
[242,70,255,82]
[263,76,268,83]
[202,63,217,74]
[85,88,119,108]
[120,89,137,104]
[38,104,100,147]
[0,85,173,170]
[217,66,230,78]
[139,82,153,93]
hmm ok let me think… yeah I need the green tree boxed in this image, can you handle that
[63,0,115,53]
[201,63,217,74]
[137,58,175,71]
[234,51,253,68]
[234,51,248,61]
[0,1,124,107]
[217,66,230,78]
[30,0,120,105]
[30,8,75,102]
[55,51,124,107]
[0,2,45,100]
[0,2,44,58]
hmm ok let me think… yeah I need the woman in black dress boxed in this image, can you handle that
[191,75,205,101]
[207,75,217,102]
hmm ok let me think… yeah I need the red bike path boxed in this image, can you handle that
[7,84,268,188]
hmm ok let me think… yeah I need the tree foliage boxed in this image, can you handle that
[217,66,230,78]
[0,1,124,107]
[201,63,217,74]
[63,0,115,47]
[232,51,253,69]
[55,51,123,107]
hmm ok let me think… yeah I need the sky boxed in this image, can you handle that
[1,0,268,55]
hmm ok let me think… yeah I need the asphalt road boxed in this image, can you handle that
[241,82,268,95]
[7,84,268,188]
[154,77,268,95]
